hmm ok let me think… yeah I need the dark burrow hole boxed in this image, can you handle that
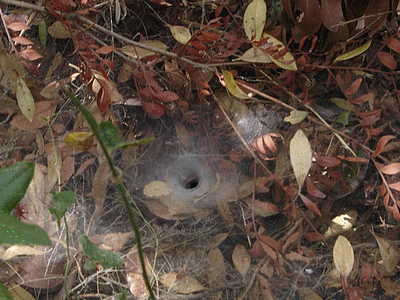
[184,174,200,189]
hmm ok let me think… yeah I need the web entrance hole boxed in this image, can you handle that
[184,174,200,189]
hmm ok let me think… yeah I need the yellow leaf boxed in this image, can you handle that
[290,129,312,190]
[244,0,267,41]
[334,40,371,63]
[143,180,172,198]
[284,109,308,124]
[235,46,272,63]
[8,283,36,300]
[16,76,35,122]
[222,70,250,99]
[120,40,168,59]
[64,132,94,151]
[262,34,297,71]
[168,24,191,44]
[333,235,354,279]
[159,273,206,294]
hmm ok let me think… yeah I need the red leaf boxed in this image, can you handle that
[344,77,363,95]
[12,36,33,45]
[380,163,400,175]
[190,41,209,51]
[377,51,397,69]
[352,92,375,104]
[97,45,115,55]
[315,155,341,168]
[388,182,400,192]
[294,0,322,36]
[153,91,180,103]
[364,0,389,36]
[306,177,326,198]
[142,101,165,118]
[258,240,277,260]
[372,135,395,157]
[321,0,343,32]
[387,37,400,54]
[258,235,281,252]
[304,232,324,242]
[392,203,400,222]
[299,194,322,217]
[7,22,31,31]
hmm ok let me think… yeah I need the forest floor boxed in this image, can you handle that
[1,0,400,299]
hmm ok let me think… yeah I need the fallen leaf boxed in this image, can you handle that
[324,210,357,239]
[380,163,400,175]
[143,181,172,197]
[0,245,45,260]
[243,0,267,41]
[373,135,395,157]
[333,235,354,279]
[232,244,251,277]
[223,70,251,99]
[125,245,154,299]
[120,40,168,59]
[284,109,308,124]
[334,40,371,62]
[160,273,206,294]
[377,51,397,69]
[7,283,35,300]
[10,100,57,131]
[168,24,191,44]
[208,248,226,286]
[290,129,312,190]
[16,76,35,122]
[374,234,400,274]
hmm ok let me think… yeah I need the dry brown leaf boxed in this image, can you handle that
[333,235,354,279]
[324,210,357,239]
[380,163,400,175]
[75,157,96,176]
[207,248,226,287]
[207,233,229,250]
[160,273,206,294]
[10,100,57,131]
[125,245,154,299]
[60,156,74,188]
[285,251,311,264]
[90,232,132,252]
[232,244,251,277]
[290,129,312,190]
[374,234,400,274]
[0,245,45,260]
[17,253,65,289]
[7,283,36,300]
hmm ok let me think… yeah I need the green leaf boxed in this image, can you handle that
[118,137,155,149]
[49,191,76,228]
[118,290,127,300]
[79,235,124,269]
[0,211,51,246]
[0,281,13,300]
[38,20,47,46]
[98,122,120,149]
[0,162,35,214]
